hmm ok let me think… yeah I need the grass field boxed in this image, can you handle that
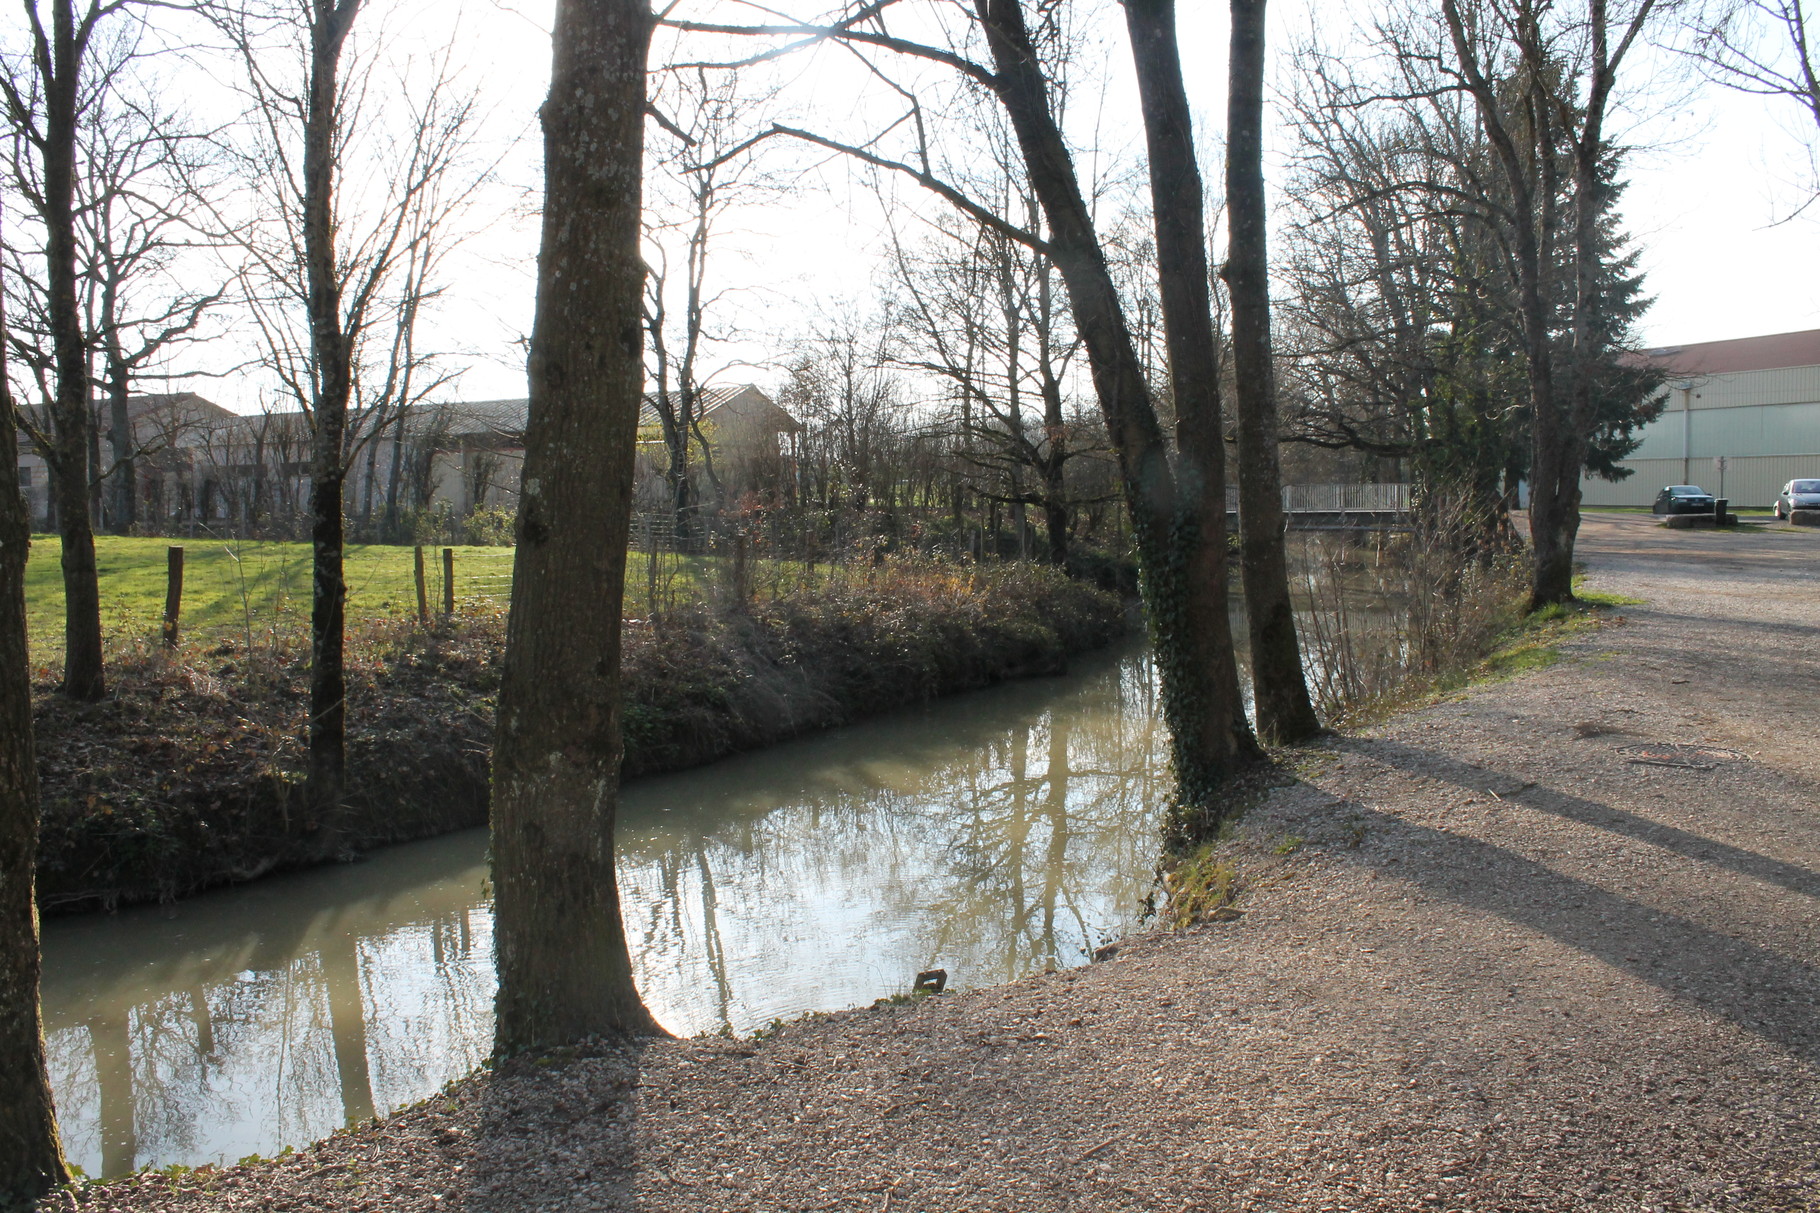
[23,534,847,665]
[24,535,518,663]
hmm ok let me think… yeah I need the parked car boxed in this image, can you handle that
[1774,479,1820,518]
[1652,485,1717,515]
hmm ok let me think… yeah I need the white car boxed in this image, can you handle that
[1774,479,1820,518]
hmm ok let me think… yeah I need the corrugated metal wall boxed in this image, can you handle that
[1628,400,1820,459]
[1581,454,1820,508]
[1680,364,1820,409]
[1583,359,1820,507]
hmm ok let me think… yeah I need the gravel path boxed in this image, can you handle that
[53,512,1820,1212]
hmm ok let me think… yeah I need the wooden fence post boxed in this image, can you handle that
[732,531,749,609]
[162,545,184,648]
[442,547,455,616]
[414,545,430,624]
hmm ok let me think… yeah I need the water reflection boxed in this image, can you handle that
[41,641,1165,1177]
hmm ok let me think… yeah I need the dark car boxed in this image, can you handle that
[1774,478,1820,518]
[1652,485,1717,515]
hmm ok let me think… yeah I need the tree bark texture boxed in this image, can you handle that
[977,0,1260,820]
[304,0,363,815]
[38,0,105,700]
[491,0,663,1052]
[1117,0,1268,765]
[1219,0,1321,742]
[0,241,71,1206]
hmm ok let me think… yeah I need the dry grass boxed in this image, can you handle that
[1295,497,1531,723]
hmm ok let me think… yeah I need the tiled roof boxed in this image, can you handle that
[1644,328,1820,376]
[431,385,787,438]
[636,384,755,428]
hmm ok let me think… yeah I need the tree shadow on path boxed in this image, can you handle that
[1331,739,1820,1067]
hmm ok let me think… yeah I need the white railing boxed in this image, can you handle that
[1224,483,1412,513]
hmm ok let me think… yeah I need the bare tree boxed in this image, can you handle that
[0,199,69,1206]
[779,303,903,514]
[643,64,776,534]
[1208,0,1321,741]
[1279,51,1530,534]
[670,0,1263,815]
[212,0,482,812]
[2,29,220,537]
[69,33,230,535]
[492,0,664,1051]
[1281,5,1666,574]
[0,0,170,700]
[888,199,1088,564]
[1694,0,1820,203]
[1436,0,1672,607]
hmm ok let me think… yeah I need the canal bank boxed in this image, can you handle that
[46,513,1820,1211]
[32,560,1124,913]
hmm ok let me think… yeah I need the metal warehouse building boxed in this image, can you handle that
[1581,328,1820,509]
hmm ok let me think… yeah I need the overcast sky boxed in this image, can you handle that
[150,0,1820,410]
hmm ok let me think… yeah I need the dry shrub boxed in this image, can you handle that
[619,555,1123,774]
[1296,491,1528,719]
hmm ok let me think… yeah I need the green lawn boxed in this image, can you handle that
[24,535,517,663]
[21,534,815,665]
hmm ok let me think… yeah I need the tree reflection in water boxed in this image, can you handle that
[41,641,1164,1176]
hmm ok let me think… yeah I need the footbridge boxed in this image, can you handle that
[1228,483,1413,531]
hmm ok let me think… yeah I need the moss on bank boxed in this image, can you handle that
[34,558,1124,913]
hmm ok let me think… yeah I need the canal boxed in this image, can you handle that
[40,640,1168,1178]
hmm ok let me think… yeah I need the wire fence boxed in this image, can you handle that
[33,483,1411,663]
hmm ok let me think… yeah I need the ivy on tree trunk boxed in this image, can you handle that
[978,0,1260,827]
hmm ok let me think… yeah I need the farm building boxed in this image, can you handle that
[11,384,801,536]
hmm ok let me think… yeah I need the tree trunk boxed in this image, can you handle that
[1219,0,1321,742]
[1437,0,1570,609]
[43,0,105,700]
[303,0,363,817]
[978,0,1259,820]
[382,423,405,542]
[1549,23,1621,613]
[1042,495,1069,566]
[88,404,105,529]
[0,247,71,1206]
[492,0,663,1052]
[360,428,380,537]
[106,353,136,533]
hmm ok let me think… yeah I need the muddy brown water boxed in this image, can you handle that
[40,640,1170,1179]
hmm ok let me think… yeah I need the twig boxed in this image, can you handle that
[1077,1134,1121,1162]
